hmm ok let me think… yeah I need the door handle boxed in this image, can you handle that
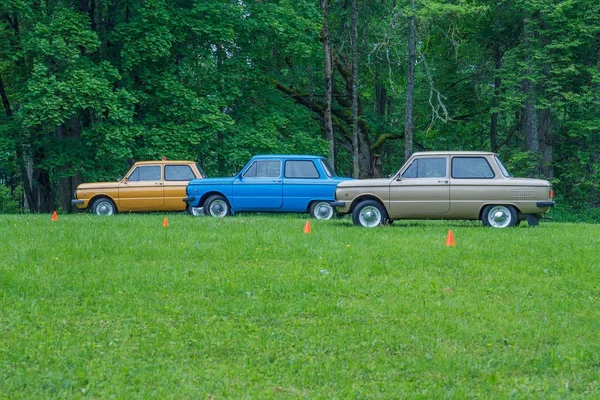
[155,182,163,185]
[438,180,449,184]
[273,180,282,183]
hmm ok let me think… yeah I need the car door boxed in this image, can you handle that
[388,156,450,217]
[163,164,198,211]
[232,159,283,210]
[118,164,164,211]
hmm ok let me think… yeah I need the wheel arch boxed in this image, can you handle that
[478,202,522,220]
[88,194,118,211]
[198,191,231,208]
[348,194,386,214]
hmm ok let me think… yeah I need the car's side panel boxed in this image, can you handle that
[281,179,339,212]
[163,180,189,211]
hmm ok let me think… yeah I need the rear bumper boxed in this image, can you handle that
[183,196,195,204]
[536,201,556,208]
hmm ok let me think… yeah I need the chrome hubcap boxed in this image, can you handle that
[359,206,381,227]
[209,201,227,217]
[97,202,113,216]
[315,203,333,220]
[489,206,511,228]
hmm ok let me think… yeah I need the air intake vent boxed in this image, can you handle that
[509,190,535,198]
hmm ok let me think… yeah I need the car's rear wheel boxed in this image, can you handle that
[91,198,116,216]
[482,205,517,228]
[186,205,203,217]
[309,201,335,220]
[203,195,230,218]
[352,200,388,228]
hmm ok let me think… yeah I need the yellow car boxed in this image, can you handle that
[71,160,205,216]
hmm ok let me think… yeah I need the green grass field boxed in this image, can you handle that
[1,213,599,398]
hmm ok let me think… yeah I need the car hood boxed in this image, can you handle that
[188,177,237,186]
[77,181,121,190]
[337,178,391,187]
[504,177,551,186]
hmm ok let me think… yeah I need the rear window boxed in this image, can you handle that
[285,160,320,178]
[451,157,495,179]
[165,165,196,181]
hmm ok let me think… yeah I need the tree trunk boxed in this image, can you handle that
[404,0,416,161]
[522,16,539,166]
[351,0,359,178]
[490,45,502,152]
[320,0,335,165]
[538,108,553,178]
[0,73,37,212]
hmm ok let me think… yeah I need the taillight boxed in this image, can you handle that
[549,189,554,199]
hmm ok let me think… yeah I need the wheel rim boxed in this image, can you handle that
[358,205,382,227]
[96,201,114,216]
[208,200,228,217]
[314,202,334,220]
[487,206,512,228]
[189,206,203,216]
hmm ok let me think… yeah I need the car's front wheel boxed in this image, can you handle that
[352,200,388,227]
[309,201,335,220]
[203,195,230,218]
[91,198,116,216]
[482,205,517,228]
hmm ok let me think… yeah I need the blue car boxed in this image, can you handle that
[183,155,351,219]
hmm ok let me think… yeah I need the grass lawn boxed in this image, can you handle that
[1,213,599,398]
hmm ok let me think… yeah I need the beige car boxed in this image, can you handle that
[333,151,555,228]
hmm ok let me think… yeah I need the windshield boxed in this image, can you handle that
[495,155,512,177]
[320,158,337,177]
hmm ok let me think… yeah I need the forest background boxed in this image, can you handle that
[0,0,598,220]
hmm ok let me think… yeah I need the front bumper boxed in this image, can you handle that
[183,196,195,204]
[71,199,85,207]
[331,200,350,214]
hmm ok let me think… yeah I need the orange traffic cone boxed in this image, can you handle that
[51,211,58,222]
[303,220,312,234]
[163,217,169,227]
[445,230,455,247]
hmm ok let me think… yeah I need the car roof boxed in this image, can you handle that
[134,160,197,165]
[411,151,497,157]
[251,154,326,160]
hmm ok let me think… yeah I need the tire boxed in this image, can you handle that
[186,205,203,217]
[203,195,230,218]
[352,200,388,228]
[482,205,517,228]
[309,201,335,220]
[91,198,116,216]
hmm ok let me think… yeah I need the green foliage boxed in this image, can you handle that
[0,184,20,213]
[0,0,598,214]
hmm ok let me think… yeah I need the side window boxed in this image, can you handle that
[285,160,320,178]
[128,165,161,181]
[452,157,495,179]
[165,165,196,181]
[402,158,447,178]
[243,160,281,178]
